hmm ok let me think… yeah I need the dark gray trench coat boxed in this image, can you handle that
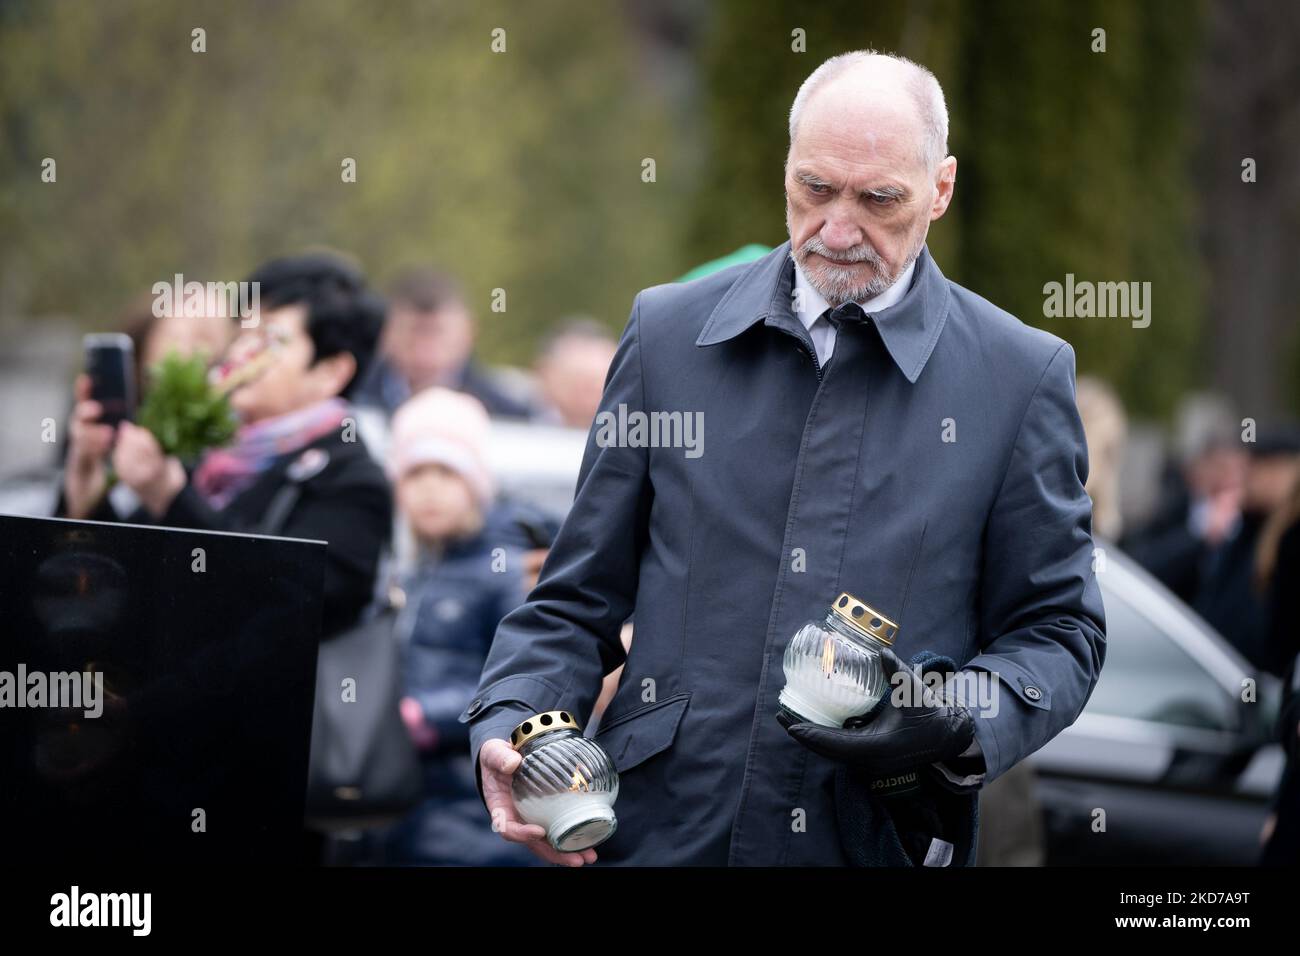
[461,242,1107,865]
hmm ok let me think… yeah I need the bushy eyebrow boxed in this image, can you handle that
[794,170,831,188]
[793,170,907,201]
[860,184,907,201]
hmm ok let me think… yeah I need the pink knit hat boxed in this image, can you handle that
[387,387,495,507]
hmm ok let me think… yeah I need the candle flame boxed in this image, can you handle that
[821,636,836,676]
[569,766,590,792]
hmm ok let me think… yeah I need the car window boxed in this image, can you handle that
[1087,586,1238,732]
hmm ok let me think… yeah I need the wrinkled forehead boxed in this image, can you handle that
[790,77,929,176]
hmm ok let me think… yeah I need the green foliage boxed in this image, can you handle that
[949,0,1205,420]
[0,0,1250,421]
[0,0,684,361]
[135,353,238,461]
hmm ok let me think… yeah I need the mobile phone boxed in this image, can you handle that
[83,333,136,427]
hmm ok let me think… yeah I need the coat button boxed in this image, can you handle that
[1024,686,1042,702]
[466,698,483,716]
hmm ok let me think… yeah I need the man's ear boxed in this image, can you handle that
[314,351,357,399]
[930,156,957,221]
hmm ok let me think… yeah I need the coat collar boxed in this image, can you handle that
[695,240,951,384]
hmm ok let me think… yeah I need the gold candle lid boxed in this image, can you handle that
[510,710,581,750]
[830,592,899,645]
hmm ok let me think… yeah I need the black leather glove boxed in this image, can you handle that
[778,645,976,775]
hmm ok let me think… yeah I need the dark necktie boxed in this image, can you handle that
[823,302,873,330]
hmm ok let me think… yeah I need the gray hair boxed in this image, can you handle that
[788,50,949,171]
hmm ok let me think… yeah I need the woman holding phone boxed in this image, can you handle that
[61,252,392,640]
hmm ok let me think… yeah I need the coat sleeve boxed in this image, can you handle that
[460,295,653,805]
[957,341,1107,786]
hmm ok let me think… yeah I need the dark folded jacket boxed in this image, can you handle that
[835,650,980,867]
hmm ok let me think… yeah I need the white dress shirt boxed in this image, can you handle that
[792,256,918,367]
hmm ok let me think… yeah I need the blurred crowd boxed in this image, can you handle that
[1076,377,1300,864]
[55,250,620,866]
[1076,378,1300,681]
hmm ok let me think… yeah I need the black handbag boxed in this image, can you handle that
[302,604,424,831]
[259,467,423,833]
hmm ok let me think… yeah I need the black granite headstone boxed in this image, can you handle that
[0,513,324,863]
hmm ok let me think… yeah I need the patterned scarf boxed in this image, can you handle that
[192,397,350,509]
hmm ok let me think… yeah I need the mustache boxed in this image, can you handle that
[797,235,884,267]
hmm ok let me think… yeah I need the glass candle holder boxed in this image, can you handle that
[510,710,619,852]
[777,592,899,728]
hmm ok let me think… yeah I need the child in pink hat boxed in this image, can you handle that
[375,387,536,865]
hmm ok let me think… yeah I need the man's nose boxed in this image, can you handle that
[820,215,864,252]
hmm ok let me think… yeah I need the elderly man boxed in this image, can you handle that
[462,50,1106,866]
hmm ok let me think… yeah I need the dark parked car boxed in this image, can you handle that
[1033,543,1282,865]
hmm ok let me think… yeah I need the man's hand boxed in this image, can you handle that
[479,738,599,867]
[398,697,438,751]
[64,374,115,519]
[778,646,975,775]
[1202,487,1242,546]
[113,421,186,518]
[521,548,548,593]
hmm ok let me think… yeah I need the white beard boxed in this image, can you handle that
[788,206,924,306]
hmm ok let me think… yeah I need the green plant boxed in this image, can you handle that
[135,352,238,461]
